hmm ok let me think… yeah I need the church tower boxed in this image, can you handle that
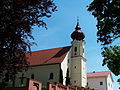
[70,19,87,87]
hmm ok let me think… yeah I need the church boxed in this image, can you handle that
[15,20,113,90]
[16,20,87,87]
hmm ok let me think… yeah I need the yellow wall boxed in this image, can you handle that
[70,40,87,87]
[81,58,87,87]
[16,64,60,86]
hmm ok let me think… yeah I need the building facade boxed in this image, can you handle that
[87,71,114,90]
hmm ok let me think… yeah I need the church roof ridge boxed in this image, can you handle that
[27,46,71,54]
[87,71,111,78]
[26,46,71,66]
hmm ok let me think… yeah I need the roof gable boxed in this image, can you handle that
[26,46,71,66]
[87,71,111,78]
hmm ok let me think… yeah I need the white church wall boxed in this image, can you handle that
[67,48,72,80]
[61,52,69,85]
[16,64,60,86]
[70,57,80,86]
[81,58,87,87]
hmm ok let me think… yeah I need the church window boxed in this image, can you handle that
[49,73,53,79]
[74,47,77,55]
[31,74,34,79]
[74,66,76,68]
[100,82,103,85]
[74,47,77,52]
[74,81,76,83]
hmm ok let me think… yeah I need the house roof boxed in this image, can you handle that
[26,46,71,66]
[87,71,111,78]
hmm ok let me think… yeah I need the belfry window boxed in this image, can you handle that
[74,47,77,55]
[49,73,53,79]
[74,47,77,52]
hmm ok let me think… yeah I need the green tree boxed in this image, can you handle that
[88,0,120,45]
[102,46,120,76]
[87,0,120,76]
[0,0,57,86]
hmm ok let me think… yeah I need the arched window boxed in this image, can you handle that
[31,74,34,79]
[74,47,77,52]
[74,47,77,55]
[20,73,25,84]
[74,66,76,68]
[49,73,53,79]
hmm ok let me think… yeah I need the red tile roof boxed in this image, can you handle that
[87,71,111,78]
[26,46,71,66]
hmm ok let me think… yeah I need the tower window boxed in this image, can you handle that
[49,73,53,79]
[74,66,76,68]
[100,82,103,85]
[31,74,34,79]
[74,81,76,83]
[74,47,77,52]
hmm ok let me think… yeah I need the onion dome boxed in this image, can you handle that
[71,19,85,40]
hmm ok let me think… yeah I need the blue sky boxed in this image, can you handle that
[31,0,119,89]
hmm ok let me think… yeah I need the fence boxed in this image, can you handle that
[6,79,97,90]
[5,78,42,90]
[47,82,97,90]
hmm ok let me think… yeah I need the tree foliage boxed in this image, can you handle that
[88,0,120,45]
[102,46,120,75]
[88,0,120,76]
[0,0,57,83]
